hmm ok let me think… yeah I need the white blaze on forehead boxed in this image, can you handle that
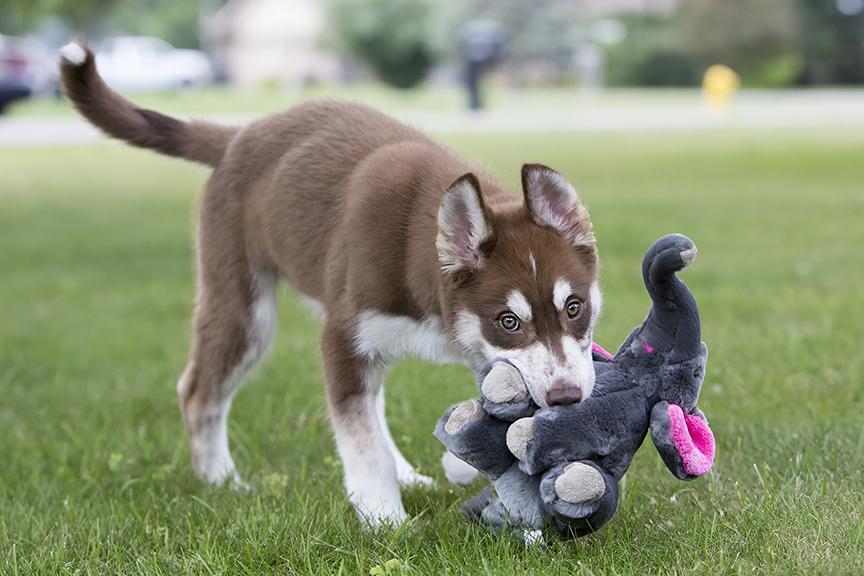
[553,278,573,311]
[529,251,537,278]
[506,290,533,322]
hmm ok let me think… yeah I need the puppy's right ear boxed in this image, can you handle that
[436,173,493,275]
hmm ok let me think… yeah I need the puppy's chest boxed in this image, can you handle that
[354,311,467,365]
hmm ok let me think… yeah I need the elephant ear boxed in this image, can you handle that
[649,402,715,480]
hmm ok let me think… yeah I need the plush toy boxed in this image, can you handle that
[435,233,716,539]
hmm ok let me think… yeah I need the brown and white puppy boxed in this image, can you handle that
[59,42,601,528]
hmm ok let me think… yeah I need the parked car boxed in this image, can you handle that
[96,36,214,92]
[0,34,60,113]
[1,35,35,113]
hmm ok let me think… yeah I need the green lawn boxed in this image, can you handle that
[1,128,863,575]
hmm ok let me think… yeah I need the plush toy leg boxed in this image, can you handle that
[478,361,536,422]
[540,461,619,537]
[434,400,515,480]
[650,401,715,480]
[492,463,546,529]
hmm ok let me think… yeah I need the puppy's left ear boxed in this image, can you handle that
[521,164,594,247]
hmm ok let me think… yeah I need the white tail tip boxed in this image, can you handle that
[60,42,87,66]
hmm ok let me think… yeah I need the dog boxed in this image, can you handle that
[59,41,602,528]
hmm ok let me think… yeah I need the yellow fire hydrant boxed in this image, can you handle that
[702,64,740,113]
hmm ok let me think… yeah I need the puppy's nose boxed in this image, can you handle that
[546,383,583,406]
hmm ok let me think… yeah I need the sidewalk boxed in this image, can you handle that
[3,90,864,147]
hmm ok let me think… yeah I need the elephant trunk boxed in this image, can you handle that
[640,234,701,363]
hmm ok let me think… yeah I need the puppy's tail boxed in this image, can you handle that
[59,42,236,168]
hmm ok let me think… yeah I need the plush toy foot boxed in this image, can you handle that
[444,399,485,435]
[505,417,535,461]
[481,362,527,403]
[650,402,715,480]
[554,462,606,505]
[478,361,535,421]
[541,461,607,519]
[433,400,515,480]
[540,461,620,537]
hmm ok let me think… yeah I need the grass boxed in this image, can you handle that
[1,128,864,575]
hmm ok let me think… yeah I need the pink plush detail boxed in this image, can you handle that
[643,341,655,354]
[592,342,614,361]
[667,404,715,476]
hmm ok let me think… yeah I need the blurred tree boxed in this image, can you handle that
[0,0,118,35]
[0,0,219,48]
[605,15,700,86]
[797,0,864,83]
[110,0,203,48]
[324,0,440,89]
[681,0,801,86]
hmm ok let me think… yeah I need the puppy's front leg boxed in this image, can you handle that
[322,323,406,529]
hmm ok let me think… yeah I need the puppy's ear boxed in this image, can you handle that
[437,173,493,275]
[521,164,594,247]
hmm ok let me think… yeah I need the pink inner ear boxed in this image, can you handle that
[667,404,715,476]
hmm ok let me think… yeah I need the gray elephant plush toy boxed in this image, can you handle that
[435,234,716,539]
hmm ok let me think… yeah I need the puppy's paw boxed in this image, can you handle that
[441,450,480,485]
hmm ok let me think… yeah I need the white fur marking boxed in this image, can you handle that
[553,278,573,311]
[529,251,537,278]
[354,311,462,365]
[60,42,87,65]
[182,273,277,487]
[589,281,603,323]
[524,529,545,546]
[506,290,533,323]
[334,365,406,529]
[453,310,595,407]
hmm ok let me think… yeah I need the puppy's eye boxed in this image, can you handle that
[566,298,583,319]
[499,313,521,332]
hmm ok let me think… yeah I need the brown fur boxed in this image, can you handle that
[60,43,598,525]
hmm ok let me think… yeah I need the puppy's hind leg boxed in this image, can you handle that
[177,269,277,487]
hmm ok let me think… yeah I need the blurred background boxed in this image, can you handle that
[1,0,864,123]
[2,2,864,573]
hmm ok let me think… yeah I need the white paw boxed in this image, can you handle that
[441,450,480,485]
[554,462,606,504]
[523,528,545,546]
[354,500,408,530]
[398,468,436,488]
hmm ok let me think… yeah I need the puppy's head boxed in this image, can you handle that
[438,164,601,408]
